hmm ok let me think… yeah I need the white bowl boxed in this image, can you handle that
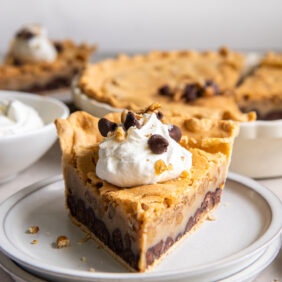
[73,88,282,179]
[0,91,69,183]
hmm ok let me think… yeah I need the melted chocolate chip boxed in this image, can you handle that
[205,80,220,95]
[148,134,169,154]
[156,111,163,120]
[168,125,182,142]
[96,182,103,189]
[13,58,23,66]
[54,42,64,53]
[124,112,141,130]
[16,29,35,40]
[182,83,199,102]
[158,85,171,96]
[98,118,117,137]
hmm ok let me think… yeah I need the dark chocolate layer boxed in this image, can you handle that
[67,187,222,271]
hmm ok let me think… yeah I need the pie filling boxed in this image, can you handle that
[65,164,225,271]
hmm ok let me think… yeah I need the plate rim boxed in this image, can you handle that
[0,172,281,280]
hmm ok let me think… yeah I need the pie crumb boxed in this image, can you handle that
[81,256,86,262]
[89,267,95,272]
[31,239,38,245]
[224,202,230,207]
[207,214,216,221]
[27,226,39,234]
[56,235,70,248]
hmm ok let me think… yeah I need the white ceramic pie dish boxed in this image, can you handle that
[0,91,69,183]
[73,88,282,179]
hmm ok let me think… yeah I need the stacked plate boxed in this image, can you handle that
[0,172,281,281]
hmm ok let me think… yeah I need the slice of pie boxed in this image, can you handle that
[75,47,255,122]
[55,104,239,272]
[0,24,96,93]
[236,52,282,120]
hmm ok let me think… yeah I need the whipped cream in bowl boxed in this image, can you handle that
[0,100,44,136]
[11,24,57,64]
[96,106,192,187]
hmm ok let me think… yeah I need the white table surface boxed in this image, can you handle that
[0,141,281,281]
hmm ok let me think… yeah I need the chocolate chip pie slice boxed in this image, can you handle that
[75,47,255,122]
[0,24,96,92]
[55,104,239,272]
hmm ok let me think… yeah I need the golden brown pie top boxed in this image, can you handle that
[78,48,243,108]
[76,47,256,122]
[55,106,239,216]
[236,67,282,102]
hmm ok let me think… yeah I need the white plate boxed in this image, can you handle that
[0,173,281,282]
[218,237,281,282]
[0,237,280,282]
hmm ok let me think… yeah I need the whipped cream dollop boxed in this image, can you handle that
[96,112,192,187]
[0,100,44,136]
[11,24,57,64]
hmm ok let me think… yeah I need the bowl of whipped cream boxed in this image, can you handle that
[0,91,69,183]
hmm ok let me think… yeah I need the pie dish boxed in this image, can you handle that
[0,25,96,93]
[55,105,239,271]
[75,47,255,122]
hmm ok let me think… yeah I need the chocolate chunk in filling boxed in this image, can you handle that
[98,118,118,137]
[148,134,169,154]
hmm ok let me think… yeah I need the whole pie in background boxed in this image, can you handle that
[0,24,96,93]
[75,47,256,122]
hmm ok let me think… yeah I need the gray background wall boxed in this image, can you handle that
[0,0,282,54]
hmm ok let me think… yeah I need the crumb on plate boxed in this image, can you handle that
[27,226,39,234]
[56,235,70,248]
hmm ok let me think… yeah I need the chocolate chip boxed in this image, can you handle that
[148,134,169,154]
[156,111,163,120]
[13,58,23,66]
[175,232,182,241]
[205,80,220,95]
[124,232,131,249]
[168,125,182,142]
[67,195,76,217]
[158,85,171,96]
[124,112,141,130]
[146,248,154,266]
[16,29,35,40]
[185,217,194,233]
[96,182,103,189]
[153,240,163,258]
[54,42,64,53]
[93,218,110,245]
[163,237,174,252]
[112,228,123,252]
[77,199,86,224]
[85,207,95,230]
[182,83,200,102]
[98,118,117,137]
[123,249,137,269]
